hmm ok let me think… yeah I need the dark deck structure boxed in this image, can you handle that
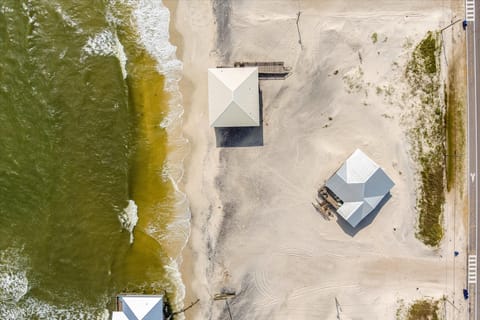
[313,186,343,220]
[217,61,291,79]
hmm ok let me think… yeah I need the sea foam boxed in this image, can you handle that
[0,296,109,320]
[0,247,108,320]
[133,0,185,132]
[118,199,139,244]
[54,4,83,33]
[0,248,29,303]
[81,29,128,79]
[132,0,182,86]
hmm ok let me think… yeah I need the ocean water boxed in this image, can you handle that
[0,0,188,319]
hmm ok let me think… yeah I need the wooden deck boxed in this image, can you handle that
[312,186,343,220]
[219,61,291,79]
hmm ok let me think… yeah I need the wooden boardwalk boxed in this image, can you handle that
[219,61,291,79]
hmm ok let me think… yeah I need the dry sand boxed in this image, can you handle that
[167,0,467,319]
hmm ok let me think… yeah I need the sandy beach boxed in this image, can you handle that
[166,0,467,319]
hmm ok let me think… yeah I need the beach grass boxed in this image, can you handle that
[396,298,441,320]
[406,299,440,320]
[445,58,465,192]
[405,31,445,247]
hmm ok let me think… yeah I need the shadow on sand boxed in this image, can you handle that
[335,193,392,237]
[214,90,264,148]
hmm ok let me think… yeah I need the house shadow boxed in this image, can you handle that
[214,90,264,147]
[336,193,392,237]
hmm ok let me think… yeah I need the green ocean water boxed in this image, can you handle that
[0,1,186,319]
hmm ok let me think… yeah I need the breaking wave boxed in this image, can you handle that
[81,29,128,79]
[119,200,139,244]
[0,248,109,320]
[0,297,109,320]
[0,248,29,303]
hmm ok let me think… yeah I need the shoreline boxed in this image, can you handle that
[162,0,198,317]
[169,0,468,319]
[163,1,221,318]
[120,0,192,314]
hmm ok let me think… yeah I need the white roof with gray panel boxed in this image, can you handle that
[112,295,164,320]
[326,149,394,227]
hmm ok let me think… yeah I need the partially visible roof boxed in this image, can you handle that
[326,149,394,227]
[112,295,164,320]
[208,67,260,127]
[112,313,129,320]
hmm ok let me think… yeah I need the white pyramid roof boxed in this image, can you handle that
[326,149,394,227]
[112,295,164,320]
[208,67,260,127]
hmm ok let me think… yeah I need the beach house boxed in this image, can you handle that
[208,67,259,127]
[324,149,394,228]
[112,294,164,320]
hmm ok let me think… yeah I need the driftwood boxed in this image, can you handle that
[213,292,236,300]
[166,299,200,320]
[296,11,303,48]
[212,292,236,320]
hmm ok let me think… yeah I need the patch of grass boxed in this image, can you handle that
[405,31,445,247]
[396,299,405,320]
[397,298,441,320]
[418,153,444,246]
[406,299,440,320]
[405,32,439,83]
[445,59,465,192]
[342,66,364,94]
[445,86,455,191]
[371,32,378,44]
[418,32,437,74]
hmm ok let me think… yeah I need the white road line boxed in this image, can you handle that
[470,255,478,284]
[467,0,476,21]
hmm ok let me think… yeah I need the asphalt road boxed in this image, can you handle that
[467,1,480,319]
